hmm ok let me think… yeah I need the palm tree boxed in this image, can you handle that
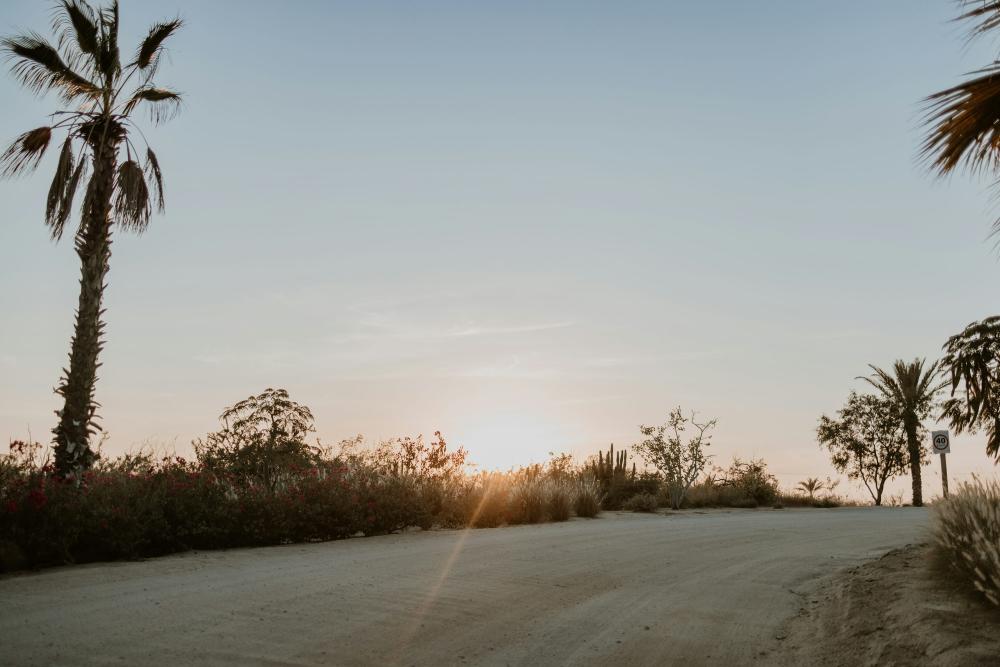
[796,477,823,501]
[1,1,182,478]
[922,2,1000,213]
[860,359,943,507]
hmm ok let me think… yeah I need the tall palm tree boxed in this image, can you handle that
[860,359,943,507]
[923,2,1000,207]
[1,1,182,478]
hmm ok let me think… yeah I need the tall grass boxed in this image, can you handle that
[573,477,603,518]
[932,476,1000,607]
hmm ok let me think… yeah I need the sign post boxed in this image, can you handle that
[931,430,951,498]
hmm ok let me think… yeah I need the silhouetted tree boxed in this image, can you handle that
[941,316,1000,462]
[1,2,182,477]
[859,360,942,506]
[634,407,715,509]
[796,477,824,500]
[194,389,318,492]
[817,392,913,506]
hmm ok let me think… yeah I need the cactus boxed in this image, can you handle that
[588,444,631,483]
[587,444,644,509]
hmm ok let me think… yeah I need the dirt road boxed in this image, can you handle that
[0,508,927,666]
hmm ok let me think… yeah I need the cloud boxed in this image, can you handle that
[445,321,574,338]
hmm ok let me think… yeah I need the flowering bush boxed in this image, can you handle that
[0,436,607,572]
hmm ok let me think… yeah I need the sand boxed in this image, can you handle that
[776,542,1000,666]
[0,507,928,666]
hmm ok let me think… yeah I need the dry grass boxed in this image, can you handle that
[573,477,603,518]
[623,492,659,512]
[931,476,1000,607]
[545,480,573,522]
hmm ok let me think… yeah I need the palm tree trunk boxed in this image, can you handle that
[52,133,117,478]
[905,420,923,507]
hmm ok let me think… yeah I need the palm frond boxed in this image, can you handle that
[1,127,53,178]
[956,1,1000,41]
[113,159,150,232]
[51,157,87,241]
[135,19,182,70]
[921,64,1000,177]
[0,31,100,100]
[145,147,164,212]
[859,364,902,402]
[122,86,182,123]
[46,136,76,226]
[54,1,99,60]
[98,1,119,81]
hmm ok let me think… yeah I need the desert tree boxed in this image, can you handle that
[194,389,319,493]
[941,316,1000,461]
[859,359,942,507]
[634,407,715,509]
[817,391,915,506]
[1,1,182,477]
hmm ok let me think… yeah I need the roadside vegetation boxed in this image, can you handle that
[931,476,1000,607]
[0,391,855,573]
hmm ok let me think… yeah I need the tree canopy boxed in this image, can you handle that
[817,391,917,506]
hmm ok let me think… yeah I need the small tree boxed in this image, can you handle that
[796,478,824,500]
[817,392,917,506]
[194,388,318,492]
[941,316,1000,462]
[634,407,715,509]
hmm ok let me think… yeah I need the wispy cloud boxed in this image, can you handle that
[445,321,574,338]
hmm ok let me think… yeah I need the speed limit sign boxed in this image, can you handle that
[932,430,951,455]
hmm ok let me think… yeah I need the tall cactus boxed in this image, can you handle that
[589,444,632,484]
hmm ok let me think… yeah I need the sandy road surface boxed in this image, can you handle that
[0,508,927,666]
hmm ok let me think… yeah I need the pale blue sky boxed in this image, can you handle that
[1,1,998,496]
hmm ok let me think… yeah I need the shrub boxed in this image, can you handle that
[545,480,573,522]
[931,476,1000,607]
[634,407,716,509]
[682,474,755,508]
[508,476,547,524]
[574,477,603,518]
[459,473,512,528]
[721,458,779,507]
[193,389,321,493]
[623,492,659,513]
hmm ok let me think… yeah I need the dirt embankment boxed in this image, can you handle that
[774,543,1000,666]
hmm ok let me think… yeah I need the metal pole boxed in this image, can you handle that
[940,452,949,499]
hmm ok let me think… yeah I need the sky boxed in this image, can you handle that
[1,0,999,499]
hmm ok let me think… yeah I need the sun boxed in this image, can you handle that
[452,411,581,471]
